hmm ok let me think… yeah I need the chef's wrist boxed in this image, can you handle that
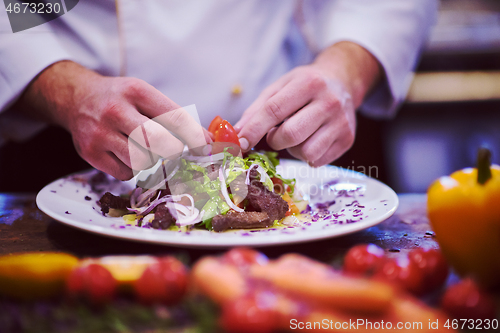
[312,41,382,109]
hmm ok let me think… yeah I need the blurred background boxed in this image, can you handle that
[1,0,499,193]
[337,0,500,192]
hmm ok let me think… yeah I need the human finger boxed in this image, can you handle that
[120,79,207,150]
[152,106,207,150]
[86,150,134,181]
[236,78,316,151]
[265,102,330,151]
[126,81,207,149]
[233,75,290,132]
[285,118,354,166]
[108,133,161,171]
[128,120,185,161]
[308,138,353,167]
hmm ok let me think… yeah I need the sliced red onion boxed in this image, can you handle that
[135,161,179,207]
[136,181,166,207]
[172,193,195,208]
[130,187,142,208]
[245,164,257,185]
[219,166,244,213]
[245,163,269,185]
[169,194,200,226]
[128,194,172,215]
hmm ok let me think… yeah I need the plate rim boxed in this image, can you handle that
[36,160,399,248]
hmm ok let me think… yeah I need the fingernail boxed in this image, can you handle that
[239,137,249,150]
[233,123,242,132]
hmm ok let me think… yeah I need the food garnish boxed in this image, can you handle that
[98,143,304,232]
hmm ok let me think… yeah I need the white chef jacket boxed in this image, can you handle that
[0,0,438,145]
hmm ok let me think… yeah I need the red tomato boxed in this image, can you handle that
[408,248,449,293]
[373,257,424,295]
[220,293,277,333]
[271,177,284,194]
[214,120,240,146]
[441,278,497,320]
[343,244,385,276]
[208,115,223,135]
[66,264,117,305]
[66,267,85,298]
[223,247,268,267]
[133,257,188,305]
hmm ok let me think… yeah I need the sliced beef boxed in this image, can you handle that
[211,211,271,232]
[99,192,129,214]
[151,203,176,230]
[245,169,288,223]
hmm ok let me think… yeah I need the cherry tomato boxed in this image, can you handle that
[441,278,497,320]
[220,293,278,333]
[66,264,117,305]
[271,177,284,194]
[133,257,188,305]
[373,257,424,295]
[223,248,268,267]
[408,248,449,293]
[208,115,223,135]
[214,120,240,146]
[343,244,385,276]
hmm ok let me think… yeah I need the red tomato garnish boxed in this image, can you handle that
[408,248,448,293]
[441,278,497,320]
[343,244,385,276]
[208,115,223,135]
[373,257,424,295]
[223,247,268,267]
[66,264,117,305]
[220,293,278,333]
[133,257,188,305]
[214,120,240,146]
[271,177,284,194]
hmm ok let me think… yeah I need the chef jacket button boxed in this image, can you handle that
[231,84,243,96]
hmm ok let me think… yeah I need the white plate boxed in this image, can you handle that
[36,160,398,248]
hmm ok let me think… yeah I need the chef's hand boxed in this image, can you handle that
[234,42,381,167]
[16,61,208,180]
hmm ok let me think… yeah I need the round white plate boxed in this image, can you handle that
[36,160,398,248]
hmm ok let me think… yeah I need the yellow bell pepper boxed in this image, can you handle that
[0,252,79,300]
[427,148,500,289]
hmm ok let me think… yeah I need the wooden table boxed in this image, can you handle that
[0,193,439,262]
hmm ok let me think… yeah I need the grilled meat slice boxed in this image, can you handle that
[99,192,129,214]
[245,170,288,223]
[211,211,271,232]
[151,203,176,230]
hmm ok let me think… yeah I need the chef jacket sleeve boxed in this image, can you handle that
[302,0,438,118]
[0,0,119,145]
[0,21,74,144]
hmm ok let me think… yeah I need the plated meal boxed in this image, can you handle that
[36,157,398,248]
[97,147,308,233]
[36,115,398,247]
